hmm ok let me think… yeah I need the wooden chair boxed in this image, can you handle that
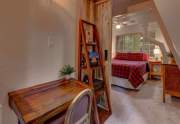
[64,89,93,124]
[47,89,93,124]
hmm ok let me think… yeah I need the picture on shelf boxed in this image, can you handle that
[89,50,99,66]
[82,74,89,84]
[84,23,94,43]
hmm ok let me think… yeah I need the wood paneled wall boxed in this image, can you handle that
[79,0,95,23]
[94,0,112,105]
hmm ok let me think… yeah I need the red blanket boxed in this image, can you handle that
[112,59,148,88]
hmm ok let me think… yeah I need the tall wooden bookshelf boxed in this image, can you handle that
[77,19,112,124]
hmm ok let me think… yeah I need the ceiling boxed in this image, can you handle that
[112,9,157,30]
[112,0,150,16]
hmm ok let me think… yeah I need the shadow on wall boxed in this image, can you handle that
[0,0,77,124]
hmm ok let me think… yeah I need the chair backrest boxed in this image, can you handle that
[64,89,93,124]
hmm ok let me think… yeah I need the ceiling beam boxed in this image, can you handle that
[112,0,150,16]
[128,0,153,13]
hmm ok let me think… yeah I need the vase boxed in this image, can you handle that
[65,75,71,80]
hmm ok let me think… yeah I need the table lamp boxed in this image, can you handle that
[154,47,161,60]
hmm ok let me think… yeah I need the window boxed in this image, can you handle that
[116,33,157,57]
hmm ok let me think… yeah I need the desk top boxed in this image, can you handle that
[9,79,88,124]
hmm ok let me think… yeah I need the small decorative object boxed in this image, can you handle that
[60,65,75,80]
[81,55,87,68]
[167,52,176,64]
[83,74,89,84]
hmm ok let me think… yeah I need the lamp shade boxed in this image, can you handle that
[154,48,160,55]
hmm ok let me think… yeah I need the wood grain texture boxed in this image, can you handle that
[112,0,150,16]
[9,79,88,124]
[78,20,112,124]
[162,64,180,102]
[94,0,112,112]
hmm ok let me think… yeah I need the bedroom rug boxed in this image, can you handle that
[105,80,180,124]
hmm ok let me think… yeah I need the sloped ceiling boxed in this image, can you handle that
[154,0,180,66]
[112,0,149,16]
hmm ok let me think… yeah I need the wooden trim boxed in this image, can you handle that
[162,64,177,66]
[76,0,82,79]
[162,64,166,102]
[127,0,153,13]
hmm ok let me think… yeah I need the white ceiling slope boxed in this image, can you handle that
[154,0,180,66]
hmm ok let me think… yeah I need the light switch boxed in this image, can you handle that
[48,36,54,48]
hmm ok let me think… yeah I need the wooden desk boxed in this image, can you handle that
[9,79,88,124]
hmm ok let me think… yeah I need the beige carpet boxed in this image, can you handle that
[105,80,180,124]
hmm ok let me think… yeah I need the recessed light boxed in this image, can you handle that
[122,22,127,25]
[116,25,121,29]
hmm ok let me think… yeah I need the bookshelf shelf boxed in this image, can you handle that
[81,65,101,70]
[77,19,112,124]
[81,42,97,46]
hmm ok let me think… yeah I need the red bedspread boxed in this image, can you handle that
[112,59,148,88]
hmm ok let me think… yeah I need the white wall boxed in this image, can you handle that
[154,0,180,65]
[155,28,169,52]
[0,0,78,123]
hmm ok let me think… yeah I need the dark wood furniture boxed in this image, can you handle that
[8,79,88,124]
[77,19,112,124]
[162,64,180,102]
[149,60,162,80]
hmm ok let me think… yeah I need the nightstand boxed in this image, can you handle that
[149,60,162,80]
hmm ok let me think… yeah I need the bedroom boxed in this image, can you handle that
[111,9,166,90]
[107,1,180,124]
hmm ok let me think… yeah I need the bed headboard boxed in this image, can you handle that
[114,52,149,61]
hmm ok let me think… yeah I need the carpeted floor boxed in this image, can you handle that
[105,80,180,124]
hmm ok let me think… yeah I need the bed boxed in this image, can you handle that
[111,52,149,90]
